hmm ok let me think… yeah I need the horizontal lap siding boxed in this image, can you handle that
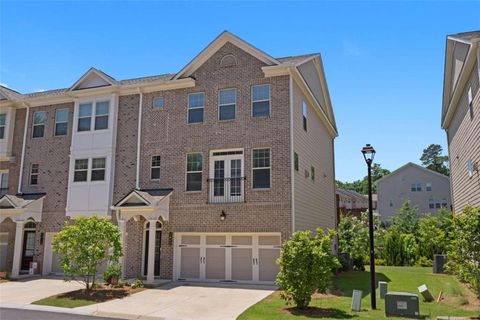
[292,79,335,233]
[448,59,480,212]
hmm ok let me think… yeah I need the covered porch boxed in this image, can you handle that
[111,188,173,284]
[0,193,45,277]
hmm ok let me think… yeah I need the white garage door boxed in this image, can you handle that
[175,233,281,284]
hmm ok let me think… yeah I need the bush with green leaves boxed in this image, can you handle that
[391,200,420,235]
[337,212,384,270]
[276,229,339,309]
[53,216,122,290]
[383,231,418,266]
[103,262,122,285]
[446,206,480,297]
[417,208,452,259]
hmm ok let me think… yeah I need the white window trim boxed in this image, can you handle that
[54,108,69,136]
[32,111,47,138]
[29,163,39,186]
[251,147,272,190]
[141,220,162,277]
[187,92,205,124]
[218,88,237,121]
[76,98,111,133]
[150,155,161,181]
[251,84,271,117]
[0,113,6,140]
[73,158,89,183]
[185,152,203,192]
[91,157,106,181]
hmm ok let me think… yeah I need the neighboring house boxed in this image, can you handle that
[376,162,451,221]
[336,188,368,221]
[0,31,338,284]
[441,31,480,213]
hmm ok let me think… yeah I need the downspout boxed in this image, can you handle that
[289,75,295,234]
[135,90,143,190]
[17,103,30,194]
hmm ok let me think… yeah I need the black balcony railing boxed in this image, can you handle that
[0,188,8,196]
[207,177,246,204]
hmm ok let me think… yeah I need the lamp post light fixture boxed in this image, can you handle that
[220,210,226,221]
[361,143,377,310]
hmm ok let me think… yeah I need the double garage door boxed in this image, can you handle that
[175,233,281,284]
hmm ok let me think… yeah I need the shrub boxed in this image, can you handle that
[391,200,420,236]
[131,279,144,289]
[276,229,339,309]
[383,231,418,266]
[103,262,122,285]
[446,206,480,297]
[53,216,122,291]
[415,256,432,267]
[417,209,452,259]
[375,258,386,266]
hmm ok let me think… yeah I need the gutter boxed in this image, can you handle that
[17,104,30,194]
[135,90,143,189]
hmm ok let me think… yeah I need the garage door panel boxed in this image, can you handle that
[232,248,253,281]
[258,248,280,282]
[51,251,63,274]
[180,247,200,279]
[206,248,225,280]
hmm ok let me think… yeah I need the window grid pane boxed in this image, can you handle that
[153,97,164,109]
[188,93,205,109]
[186,153,202,191]
[0,114,6,125]
[253,149,271,189]
[252,85,270,117]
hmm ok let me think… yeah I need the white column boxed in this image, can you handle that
[11,221,24,277]
[146,220,156,284]
[118,219,126,279]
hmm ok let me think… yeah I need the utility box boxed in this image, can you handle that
[433,255,447,274]
[385,292,420,318]
[379,281,388,299]
[417,284,434,302]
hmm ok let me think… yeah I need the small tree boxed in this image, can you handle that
[420,144,449,176]
[417,209,452,259]
[391,200,420,235]
[446,206,480,297]
[53,216,122,290]
[276,229,339,309]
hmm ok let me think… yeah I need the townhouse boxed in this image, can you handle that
[376,162,451,221]
[0,31,338,284]
[441,31,480,212]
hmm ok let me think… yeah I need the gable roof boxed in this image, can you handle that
[376,162,450,184]
[441,30,480,128]
[69,67,118,91]
[0,85,23,101]
[173,31,280,80]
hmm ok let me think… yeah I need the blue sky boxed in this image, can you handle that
[1,1,479,181]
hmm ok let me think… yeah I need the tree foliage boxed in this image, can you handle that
[446,206,480,297]
[276,229,339,309]
[336,163,390,195]
[417,208,452,259]
[391,200,420,235]
[383,231,418,266]
[53,216,122,290]
[420,144,449,176]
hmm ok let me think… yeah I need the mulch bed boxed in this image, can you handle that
[283,306,350,318]
[56,285,144,302]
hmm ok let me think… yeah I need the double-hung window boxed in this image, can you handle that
[94,101,109,130]
[411,183,422,192]
[252,148,271,189]
[186,153,202,191]
[252,84,270,117]
[0,171,8,195]
[302,101,308,131]
[151,155,161,180]
[74,159,89,182]
[153,97,164,110]
[78,103,92,132]
[55,109,69,136]
[219,89,236,120]
[188,93,204,124]
[91,158,106,181]
[426,182,432,191]
[0,114,6,139]
[30,164,39,185]
[32,111,47,138]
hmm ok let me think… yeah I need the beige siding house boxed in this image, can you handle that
[377,163,451,221]
[0,31,337,284]
[441,31,480,212]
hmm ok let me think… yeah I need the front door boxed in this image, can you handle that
[143,228,161,277]
[21,231,35,271]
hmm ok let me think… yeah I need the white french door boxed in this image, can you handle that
[209,150,244,203]
[175,233,281,284]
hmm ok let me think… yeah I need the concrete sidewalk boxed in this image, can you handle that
[0,279,275,320]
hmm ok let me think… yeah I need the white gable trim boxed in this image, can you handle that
[69,68,117,92]
[115,190,151,207]
[376,162,450,184]
[173,31,280,80]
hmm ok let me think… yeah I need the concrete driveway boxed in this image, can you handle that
[1,279,274,320]
[0,278,83,308]
[79,282,275,320]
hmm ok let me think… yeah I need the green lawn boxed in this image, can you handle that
[238,266,479,320]
[33,296,97,308]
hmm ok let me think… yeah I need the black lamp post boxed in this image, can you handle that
[361,143,376,310]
